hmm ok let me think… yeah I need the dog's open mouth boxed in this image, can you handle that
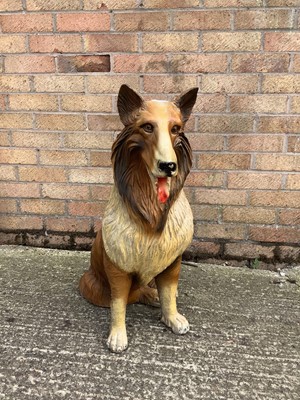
[156,177,170,204]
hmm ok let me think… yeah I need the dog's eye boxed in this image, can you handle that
[141,123,154,134]
[171,125,181,134]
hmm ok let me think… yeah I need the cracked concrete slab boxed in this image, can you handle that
[0,246,299,400]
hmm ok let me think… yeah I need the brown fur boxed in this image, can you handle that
[79,85,198,352]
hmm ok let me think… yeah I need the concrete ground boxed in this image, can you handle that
[0,246,299,400]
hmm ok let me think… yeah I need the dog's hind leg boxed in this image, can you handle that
[155,255,189,335]
[79,230,111,307]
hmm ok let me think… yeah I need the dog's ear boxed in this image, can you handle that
[117,84,144,126]
[174,88,198,124]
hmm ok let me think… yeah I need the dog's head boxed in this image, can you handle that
[112,84,198,233]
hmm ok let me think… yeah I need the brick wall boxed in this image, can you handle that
[0,1,299,266]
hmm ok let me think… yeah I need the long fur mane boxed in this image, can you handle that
[111,125,192,234]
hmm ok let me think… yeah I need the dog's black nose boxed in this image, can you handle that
[158,161,177,177]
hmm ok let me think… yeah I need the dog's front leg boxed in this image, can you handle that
[155,256,189,335]
[104,259,132,353]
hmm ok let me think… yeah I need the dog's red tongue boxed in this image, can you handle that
[157,177,169,204]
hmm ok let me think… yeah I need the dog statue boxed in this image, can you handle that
[80,85,198,352]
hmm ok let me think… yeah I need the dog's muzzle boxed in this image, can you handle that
[158,161,177,177]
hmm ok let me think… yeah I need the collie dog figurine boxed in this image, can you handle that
[80,85,198,352]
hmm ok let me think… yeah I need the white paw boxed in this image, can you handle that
[161,312,190,335]
[107,327,128,353]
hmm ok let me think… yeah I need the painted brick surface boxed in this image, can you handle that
[0,3,299,264]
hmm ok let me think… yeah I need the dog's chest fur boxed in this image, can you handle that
[102,187,193,285]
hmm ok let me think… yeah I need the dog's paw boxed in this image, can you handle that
[161,312,190,335]
[107,328,128,353]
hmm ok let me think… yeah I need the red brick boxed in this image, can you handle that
[278,209,300,225]
[21,199,65,215]
[0,113,33,129]
[267,0,300,5]
[56,13,110,32]
[0,166,16,181]
[293,54,300,73]
[90,185,111,201]
[57,55,110,73]
[143,0,198,6]
[256,154,300,172]
[184,240,221,259]
[228,172,282,190]
[265,32,300,52]
[61,94,111,113]
[0,148,36,164]
[18,167,67,183]
[36,114,86,131]
[230,95,287,114]
[194,222,246,240]
[198,154,251,170]
[0,132,10,147]
[40,150,88,166]
[64,132,114,149]
[69,168,113,184]
[143,33,198,52]
[203,32,261,52]
[286,174,300,190]
[87,75,139,94]
[12,132,61,148]
[68,201,106,217]
[0,95,6,110]
[26,0,82,10]
[277,246,300,263]
[287,136,300,153]
[0,216,43,230]
[0,13,53,32]
[45,217,91,233]
[194,95,227,114]
[235,10,292,30]
[291,98,300,114]
[9,94,58,112]
[0,76,30,92]
[29,35,82,53]
[83,0,137,9]
[191,205,219,221]
[90,151,112,167]
[186,172,224,187]
[194,189,247,205]
[263,75,300,94]
[0,199,17,213]
[170,54,228,73]
[0,35,26,53]
[249,226,300,244]
[113,54,168,73]
[0,0,23,11]
[201,115,254,133]
[227,135,284,153]
[224,243,275,260]
[257,116,300,133]
[34,75,85,93]
[0,182,39,198]
[223,206,276,224]
[232,53,289,73]
[250,191,300,208]
[42,184,90,200]
[202,75,259,94]
[173,11,231,30]
[114,12,168,31]
[85,34,138,52]
[143,75,197,94]
[205,0,263,5]
[5,55,55,73]
[88,114,122,131]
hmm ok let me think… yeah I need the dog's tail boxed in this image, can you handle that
[79,269,111,308]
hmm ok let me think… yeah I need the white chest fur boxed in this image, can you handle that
[102,187,194,285]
